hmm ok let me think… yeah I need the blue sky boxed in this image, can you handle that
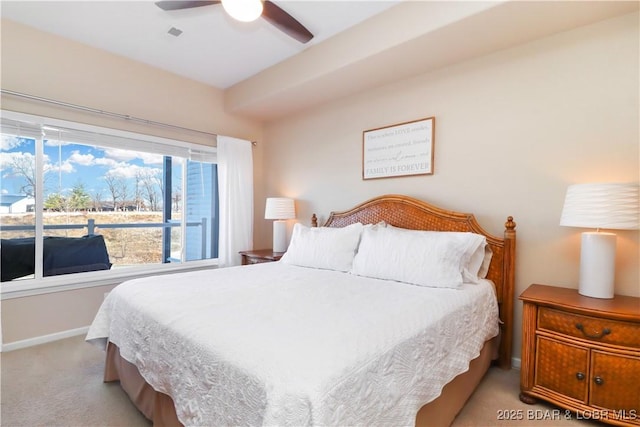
[1,135,172,199]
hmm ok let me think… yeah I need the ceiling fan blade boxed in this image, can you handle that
[262,0,313,44]
[155,1,220,11]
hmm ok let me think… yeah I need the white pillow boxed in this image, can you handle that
[280,222,364,272]
[464,242,493,282]
[383,224,492,282]
[350,226,490,288]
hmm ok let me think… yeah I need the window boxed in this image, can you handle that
[1,111,218,293]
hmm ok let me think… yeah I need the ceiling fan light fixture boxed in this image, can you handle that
[221,0,263,22]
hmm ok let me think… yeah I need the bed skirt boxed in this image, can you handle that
[104,336,498,427]
[104,343,181,427]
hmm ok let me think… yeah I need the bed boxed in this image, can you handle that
[86,194,516,427]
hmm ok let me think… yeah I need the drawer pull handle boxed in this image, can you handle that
[576,372,585,381]
[594,376,604,386]
[575,323,611,339]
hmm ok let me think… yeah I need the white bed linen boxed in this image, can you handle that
[86,262,499,427]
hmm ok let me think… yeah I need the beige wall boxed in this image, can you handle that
[2,12,638,356]
[0,19,262,145]
[0,19,263,344]
[259,12,640,362]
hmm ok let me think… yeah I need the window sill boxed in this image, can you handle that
[0,259,219,300]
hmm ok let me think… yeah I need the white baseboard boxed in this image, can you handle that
[1,326,89,352]
[512,357,521,369]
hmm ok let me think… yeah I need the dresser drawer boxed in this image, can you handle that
[590,351,640,412]
[535,336,588,402]
[538,307,640,348]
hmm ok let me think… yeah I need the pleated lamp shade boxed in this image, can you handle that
[265,198,296,252]
[264,198,296,220]
[560,183,639,299]
[560,183,639,230]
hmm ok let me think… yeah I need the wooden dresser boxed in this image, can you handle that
[520,284,640,426]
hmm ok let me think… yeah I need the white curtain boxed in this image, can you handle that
[217,136,254,267]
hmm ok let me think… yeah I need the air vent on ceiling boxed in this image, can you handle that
[167,27,183,37]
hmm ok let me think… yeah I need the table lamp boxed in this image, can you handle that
[560,183,639,299]
[265,197,296,253]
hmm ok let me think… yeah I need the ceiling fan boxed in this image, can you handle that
[155,0,314,43]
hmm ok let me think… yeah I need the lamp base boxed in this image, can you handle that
[578,232,616,299]
[272,220,288,253]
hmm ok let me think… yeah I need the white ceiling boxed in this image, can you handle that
[1,0,400,89]
[2,1,638,121]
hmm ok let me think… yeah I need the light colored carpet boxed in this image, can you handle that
[1,335,594,426]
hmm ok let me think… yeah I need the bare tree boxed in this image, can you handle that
[8,155,44,197]
[104,175,119,211]
[139,171,161,212]
[142,177,160,211]
[104,174,128,211]
[172,172,182,212]
[134,171,144,211]
[6,154,58,198]
[92,189,103,212]
[173,191,182,212]
[117,178,129,210]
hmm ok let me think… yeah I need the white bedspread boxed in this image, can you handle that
[86,262,499,427]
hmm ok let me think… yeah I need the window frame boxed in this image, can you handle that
[1,110,219,300]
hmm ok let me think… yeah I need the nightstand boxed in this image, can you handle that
[519,284,640,426]
[239,249,284,265]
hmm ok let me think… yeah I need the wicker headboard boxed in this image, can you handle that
[312,194,516,369]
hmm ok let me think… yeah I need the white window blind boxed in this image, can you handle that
[2,111,216,159]
[1,117,43,140]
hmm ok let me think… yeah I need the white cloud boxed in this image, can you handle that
[102,148,135,162]
[68,150,95,166]
[94,157,119,168]
[0,151,35,170]
[0,153,67,177]
[48,161,75,174]
[1,135,27,151]
[106,164,161,180]
[44,139,72,147]
[139,152,164,165]
[103,147,163,165]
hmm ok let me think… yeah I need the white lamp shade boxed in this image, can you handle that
[560,183,639,230]
[265,197,295,252]
[560,182,639,299]
[221,0,263,22]
[265,198,295,220]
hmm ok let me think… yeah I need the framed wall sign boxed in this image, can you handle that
[362,117,435,180]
